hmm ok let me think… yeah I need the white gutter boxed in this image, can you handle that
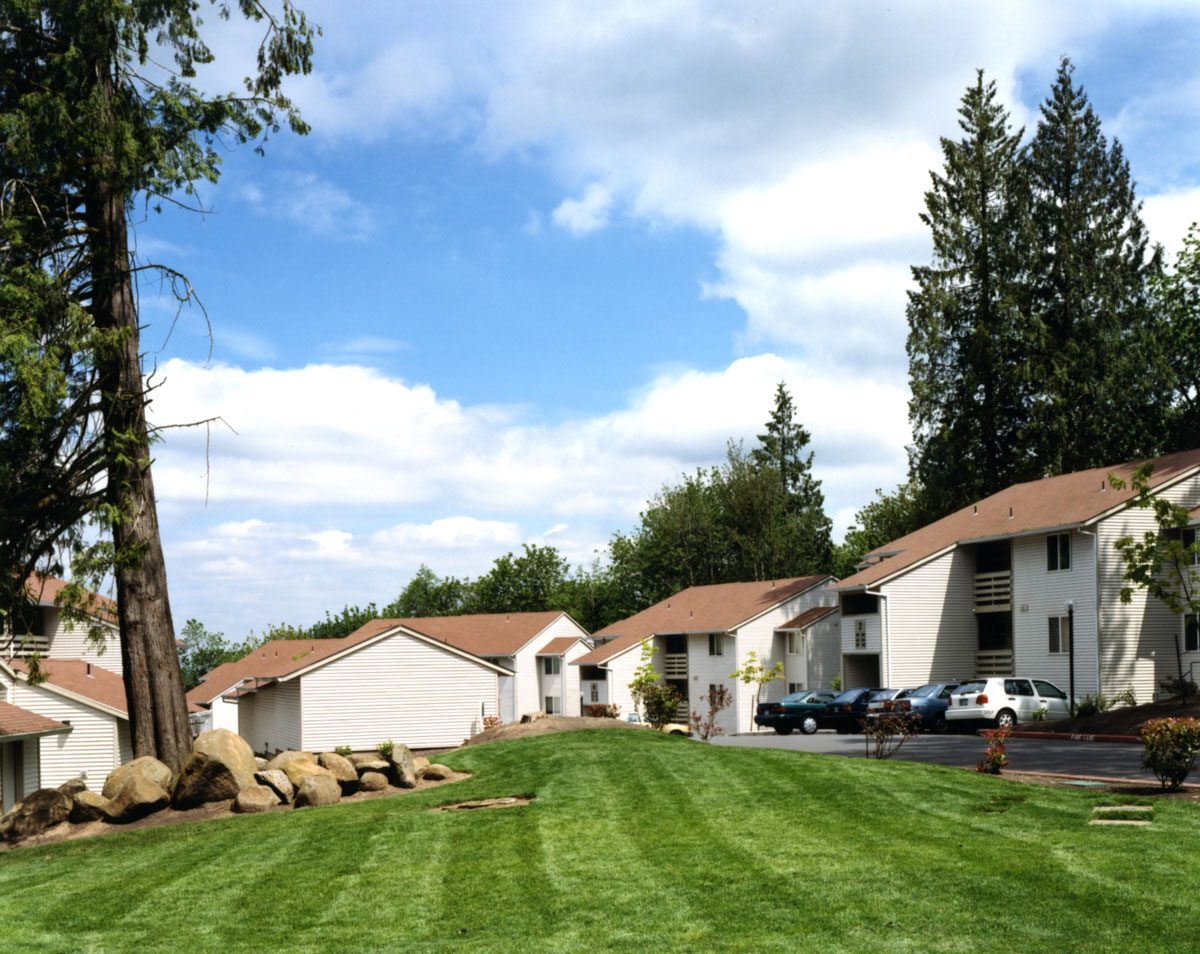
[1076,526,1102,693]
[864,586,891,689]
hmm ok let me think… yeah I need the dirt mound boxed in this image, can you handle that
[1036,696,1200,737]
[463,715,645,746]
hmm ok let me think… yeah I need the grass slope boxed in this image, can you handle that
[0,731,1195,954]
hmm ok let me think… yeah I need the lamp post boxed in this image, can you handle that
[1065,599,1076,717]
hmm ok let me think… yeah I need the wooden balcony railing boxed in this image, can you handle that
[663,653,688,678]
[975,649,1014,677]
[974,571,1012,612]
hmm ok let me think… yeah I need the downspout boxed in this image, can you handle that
[1077,526,1101,693]
[865,587,890,688]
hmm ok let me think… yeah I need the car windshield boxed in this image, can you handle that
[909,685,940,698]
[780,692,811,703]
[830,689,867,705]
[868,689,897,701]
[956,681,986,694]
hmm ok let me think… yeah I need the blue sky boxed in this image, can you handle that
[134,1,1200,639]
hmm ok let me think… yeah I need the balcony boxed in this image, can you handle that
[975,649,1014,677]
[974,571,1012,613]
[0,633,51,656]
[663,653,688,678]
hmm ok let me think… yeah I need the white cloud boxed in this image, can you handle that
[552,183,614,235]
[1143,188,1200,260]
[239,171,374,241]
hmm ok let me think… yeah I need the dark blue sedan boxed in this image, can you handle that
[889,682,959,733]
[754,690,836,735]
[823,687,887,733]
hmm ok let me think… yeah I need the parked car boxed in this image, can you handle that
[864,687,916,717]
[823,687,887,733]
[883,682,959,733]
[754,690,836,735]
[624,712,692,736]
[946,677,1071,729]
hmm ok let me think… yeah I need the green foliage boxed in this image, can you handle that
[1074,694,1111,719]
[1140,718,1200,790]
[1155,224,1200,449]
[382,565,471,618]
[1112,687,1138,709]
[628,640,662,719]
[466,544,571,614]
[1110,463,1200,702]
[976,727,1010,774]
[334,745,353,758]
[1160,676,1198,701]
[688,685,732,741]
[177,619,262,692]
[642,683,683,731]
[584,704,619,719]
[1031,707,1047,722]
[830,675,842,692]
[729,649,784,715]
[376,739,394,759]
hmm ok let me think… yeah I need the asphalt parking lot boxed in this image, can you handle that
[711,729,1164,782]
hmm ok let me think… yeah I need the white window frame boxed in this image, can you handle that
[708,633,724,656]
[589,683,599,703]
[1048,616,1070,655]
[1184,528,1200,567]
[543,656,561,676]
[1186,614,1199,653]
[544,695,561,715]
[853,619,866,651]
[1047,533,1071,572]
[786,632,802,655]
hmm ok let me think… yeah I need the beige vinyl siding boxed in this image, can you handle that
[44,608,123,675]
[603,646,644,718]
[805,614,841,692]
[841,614,882,657]
[9,683,122,788]
[209,695,241,733]
[118,721,132,765]
[561,639,589,717]
[538,659,563,713]
[881,548,976,688]
[239,680,302,756]
[298,633,497,751]
[1011,530,1098,694]
[688,632,737,735]
[23,740,39,796]
[509,615,589,718]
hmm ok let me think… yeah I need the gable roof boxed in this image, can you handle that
[189,613,550,704]
[536,636,582,656]
[778,605,838,630]
[835,448,1200,591]
[574,575,832,666]
[0,700,71,740]
[24,573,118,624]
[8,658,130,718]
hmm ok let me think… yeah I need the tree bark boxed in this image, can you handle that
[85,44,192,774]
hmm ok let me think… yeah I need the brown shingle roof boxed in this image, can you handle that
[24,573,117,623]
[574,576,831,666]
[9,659,129,716]
[835,448,1200,590]
[778,606,838,630]
[0,700,70,739]
[188,612,559,703]
[536,636,581,656]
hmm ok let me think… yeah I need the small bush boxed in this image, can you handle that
[1141,717,1200,790]
[1075,693,1111,718]
[1031,707,1047,722]
[689,687,732,741]
[976,727,1010,774]
[376,739,395,759]
[643,683,683,730]
[829,676,842,692]
[1111,687,1137,708]
[334,745,353,758]
[1159,675,1198,701]
[584,704,620,719]
[859,703,920,759]
[482,715,501,730]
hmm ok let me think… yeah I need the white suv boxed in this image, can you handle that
[946,677,1071,729]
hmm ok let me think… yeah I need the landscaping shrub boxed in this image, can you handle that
[859,703,920,759]
[829,676,842,692]
[689,687,732,741]
[482,715,501,730]
[1075,693,1111,718]
[1112,687,1138,708]
[1031,707,1047,722]
[643,683,683,730]
[335,745,353,757]
[1140,717,1200,790]
[584,704,619,719]
[1159,676,1199,701]
[976,728,1010,774]
[376,739,395,759]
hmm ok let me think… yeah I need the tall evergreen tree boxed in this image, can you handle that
[1026,57,1164,474]
[906,70,1034,517]
[1156,225,1200,449]
[0,2,315,770]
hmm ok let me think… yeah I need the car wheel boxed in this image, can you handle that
[929,713,948,734]
[773,726,794,736]
[995,709,1016,730]
[800,715,820,735]
[669,729,685,736]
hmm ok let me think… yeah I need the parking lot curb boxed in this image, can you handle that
[1001,729,1141,744]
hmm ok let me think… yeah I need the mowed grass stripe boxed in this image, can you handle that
[2,730,1199,953]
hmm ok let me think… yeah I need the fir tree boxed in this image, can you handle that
[906,70,1034,517]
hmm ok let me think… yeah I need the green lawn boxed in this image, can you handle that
[1,730,1195,953]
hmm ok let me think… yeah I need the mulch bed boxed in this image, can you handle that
[1034,696,1200,737]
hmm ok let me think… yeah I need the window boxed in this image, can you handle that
[788,682,803,694]
[543,656,561,676]
[708,633,724,656]
[1185,529,1200,566]
[853,619,867,650]
[786,632,802,655]
[589,683,599,703]
[1004,679,1034,696]
[1187,614,1200,653]
[1048,616,1070,654]
[1033,679,1066,700]
[544,695,561,715]
[1046,533,1071,571]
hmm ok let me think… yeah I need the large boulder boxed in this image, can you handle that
[268,751,337,791]
[255,757,269,771]
[103,756,174,801]
[423,763,454,781]
[293,774,341,808]
[233,785,278,814]
[106,776,170,823]
[0,789,72,841]
[58,777,89,799]
[351,757,390,776]
[358,771,388,792]
[520,710,547,724]
[172,729,258,809]
[317,752,359,795]
[387,744,417,789]
[254,769,294,804]
[413,756,430,780]
[70,791,111,824]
